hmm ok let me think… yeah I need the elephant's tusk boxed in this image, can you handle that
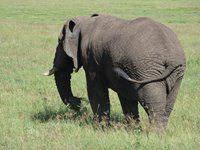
[43,67,58,76]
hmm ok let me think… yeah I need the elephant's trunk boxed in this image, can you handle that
[44,67,74,105]
[54,70,81,111]
[44,44,81,110]
[54,70,73,105]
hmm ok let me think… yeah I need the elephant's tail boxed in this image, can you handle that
[114,65,183,84]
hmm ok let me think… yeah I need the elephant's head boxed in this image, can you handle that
[44,19,82,111]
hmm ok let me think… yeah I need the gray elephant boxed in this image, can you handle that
[45,14,186,132]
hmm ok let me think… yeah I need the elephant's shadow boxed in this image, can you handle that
[32,105,142,132]
[33,105,125,127]
[32,105,94,125]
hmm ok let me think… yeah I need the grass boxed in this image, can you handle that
[0,0,200,149]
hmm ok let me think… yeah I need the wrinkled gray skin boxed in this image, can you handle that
[46,14,186,132]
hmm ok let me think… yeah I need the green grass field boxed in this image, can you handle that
[0,0,200,149]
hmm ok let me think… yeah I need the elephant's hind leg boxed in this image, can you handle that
[138,82,168,133]
[86,71,110,123]
[118,94,140,124]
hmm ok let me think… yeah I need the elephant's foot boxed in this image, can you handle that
[149,116,168,135]
[124,114,140,124]
[123,115,141,131]
[93,113,111,129]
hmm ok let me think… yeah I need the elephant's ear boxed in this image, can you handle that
[62,20,80,72]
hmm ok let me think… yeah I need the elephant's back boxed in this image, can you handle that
[106,17,185,81]
[120,17,185,66]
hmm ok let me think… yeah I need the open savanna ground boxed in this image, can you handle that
[0,0,199,149]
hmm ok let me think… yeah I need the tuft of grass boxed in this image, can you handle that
[0,0,200,149]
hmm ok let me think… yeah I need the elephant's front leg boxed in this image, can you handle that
[86,71,110,124]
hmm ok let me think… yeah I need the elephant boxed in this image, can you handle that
[44,14,186,132]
